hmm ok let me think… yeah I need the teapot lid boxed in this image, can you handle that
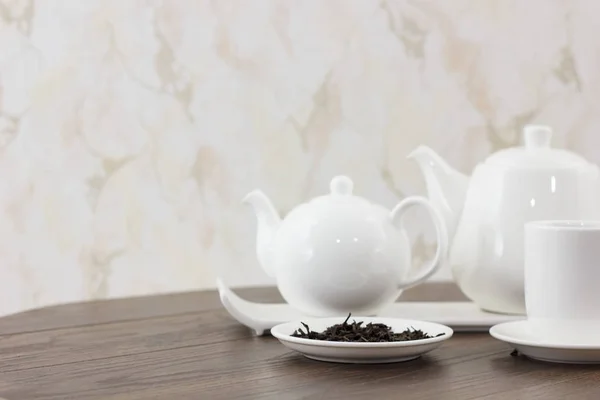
[308,175,373,210]
[484,125,591,169]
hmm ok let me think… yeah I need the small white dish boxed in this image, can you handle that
[490,320,600,364]
[271,317,453,364]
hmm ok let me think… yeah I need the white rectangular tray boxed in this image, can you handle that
[380,301,524,332]
[217,279,525,335]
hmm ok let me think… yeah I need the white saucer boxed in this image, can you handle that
[490,320,600,364]
[271,317,453,364]
[216,278,523,335]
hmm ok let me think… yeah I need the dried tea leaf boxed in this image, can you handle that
[290,313,443,342]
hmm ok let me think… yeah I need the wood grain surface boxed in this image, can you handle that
[0,283,598,400]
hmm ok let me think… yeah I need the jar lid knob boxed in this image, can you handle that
[330,176,353,195]
[524,124,552,149]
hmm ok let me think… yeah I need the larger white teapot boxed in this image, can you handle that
[243,175,447,317]
[410,125,600,315]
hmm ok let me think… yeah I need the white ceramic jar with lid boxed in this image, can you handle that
[409,125,600,315]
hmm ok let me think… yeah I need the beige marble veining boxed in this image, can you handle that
[0,0,599,315]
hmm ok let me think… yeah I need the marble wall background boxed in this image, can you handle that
[1,0,600,316]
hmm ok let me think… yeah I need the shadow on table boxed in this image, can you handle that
[275,351,447,380]
[489,351,600,373]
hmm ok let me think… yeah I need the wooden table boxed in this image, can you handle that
[0,283,598,399]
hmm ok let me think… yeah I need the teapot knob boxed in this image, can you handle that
[524,124,552,149]
[330,175,353,195]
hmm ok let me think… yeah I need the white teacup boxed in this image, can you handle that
[525,220,600,344]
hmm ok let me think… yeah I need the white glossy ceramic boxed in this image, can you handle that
[490,320,600,364]
[216,278,523,335]
[410,125,600,315]
[243,175,448,317]
[525,220,600,343]
[271,317,453,364]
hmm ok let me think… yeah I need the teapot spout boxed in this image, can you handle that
[242,190,281,278]
[408,146,470,242]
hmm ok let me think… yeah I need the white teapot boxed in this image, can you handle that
[243,175,447,317]
[409,125,600,315]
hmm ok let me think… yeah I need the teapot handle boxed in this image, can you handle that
[390,196,449,290]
